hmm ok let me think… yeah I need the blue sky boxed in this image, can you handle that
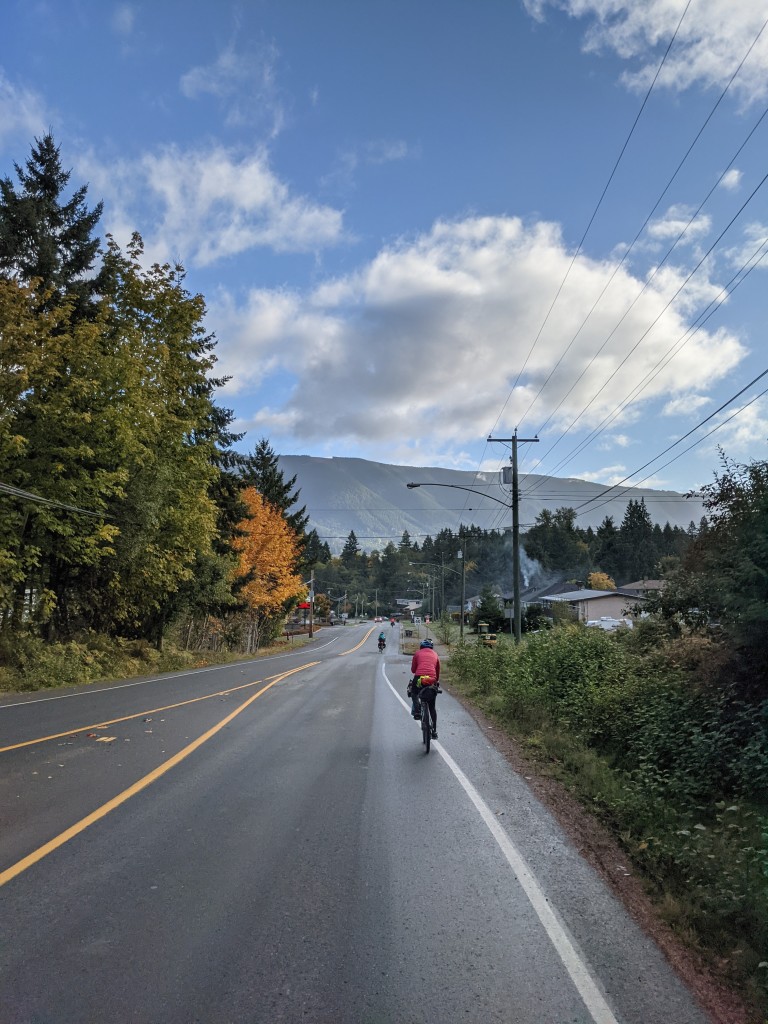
[2,0,767,495]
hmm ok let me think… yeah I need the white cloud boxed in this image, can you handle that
[77,143,344,266]
[575,464,627,485]
[209,214,747,456]
[662,394,712,417]
[720,168,743,191]
[598,433,634,450]
[647,205,711,244]
[524,1,768,105]
[723,221,768,271]
[706,396,768,457]
[112,5,135,36]
[179,43,285,135]
[0,72,48,147]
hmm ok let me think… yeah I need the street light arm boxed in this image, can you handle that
[406,481,511,509]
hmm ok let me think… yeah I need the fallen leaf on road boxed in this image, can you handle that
[95,736,116,743]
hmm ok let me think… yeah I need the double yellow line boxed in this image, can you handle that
[0,662,317,888]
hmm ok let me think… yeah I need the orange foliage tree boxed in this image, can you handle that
[232,487,304,650]
[586,571,617,591]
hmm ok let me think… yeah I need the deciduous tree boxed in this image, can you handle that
[232,487,303,649]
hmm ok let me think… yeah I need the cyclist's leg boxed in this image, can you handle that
[411,678,420,716]
[426,688,437,734]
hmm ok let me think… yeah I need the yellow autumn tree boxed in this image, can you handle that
[232,487,304,650]
[587,571,616,591]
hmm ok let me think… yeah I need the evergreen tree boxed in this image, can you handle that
[341,530,360,567]
[592,516,622,581]
[0,133,104,317]
[241,437,308,537]
[618,499,657,582]
[304,528,331,566]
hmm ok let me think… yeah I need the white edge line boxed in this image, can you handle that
[382,665,620,1024]
[0,636,341,710]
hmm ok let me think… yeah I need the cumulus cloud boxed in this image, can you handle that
[723,221,768,272]
[208,214,747,457]
[524,0,768,105]
[0,72,48,147]
[720,168,743,191]
[647,205,711,244]
[575,465,627,485]
[180,42,285,134]
[77,143,344,266]
[708,395,768,457]
[598,433,634,450]
[662,394,712,417]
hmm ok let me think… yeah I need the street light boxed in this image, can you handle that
[406,479,526,641]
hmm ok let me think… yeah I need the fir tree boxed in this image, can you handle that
[241,437,308,537]
[0,133,104,317]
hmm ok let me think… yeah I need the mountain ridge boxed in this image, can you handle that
[277,455,704,554]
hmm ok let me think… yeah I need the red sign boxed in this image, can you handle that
[297,602,311,609]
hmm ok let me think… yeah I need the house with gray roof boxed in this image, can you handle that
[540,587,646,623]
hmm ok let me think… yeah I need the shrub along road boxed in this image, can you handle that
[0,624,710,1023]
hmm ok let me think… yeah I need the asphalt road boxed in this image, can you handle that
[0,624,711,1023]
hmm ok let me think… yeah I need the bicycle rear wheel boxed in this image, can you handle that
[421,702,431,753]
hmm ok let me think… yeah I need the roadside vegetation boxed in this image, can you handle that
[449,452,768,1018]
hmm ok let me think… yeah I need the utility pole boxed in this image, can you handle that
[308,568,314,639]
[458,548,466,640]
[488,432,539,642]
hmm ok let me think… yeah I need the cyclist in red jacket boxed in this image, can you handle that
[409,638,440,738]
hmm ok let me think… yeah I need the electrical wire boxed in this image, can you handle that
[0,481,110,519]
[519,167,768,499]
[521,229,768,499]
[516,18,768,436]
[570,370,768,519]
[457,0,693,534]
[490,0,693,434]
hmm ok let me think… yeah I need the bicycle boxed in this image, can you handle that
[416,677,441,753]
[378,638,386,652]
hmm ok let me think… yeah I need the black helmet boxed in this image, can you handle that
[420,638,434,648]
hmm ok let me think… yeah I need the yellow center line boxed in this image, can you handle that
[337,627,377,656]
[0,662,319,889]
[0,671,294,754]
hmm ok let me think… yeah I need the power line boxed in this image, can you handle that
[523,236,768,492]
[570,369,768,519]
[465,1,693,537]
[517,18,768,436]
[491,0,693,434]
[520,167,768,497]
[0,481,110,519]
